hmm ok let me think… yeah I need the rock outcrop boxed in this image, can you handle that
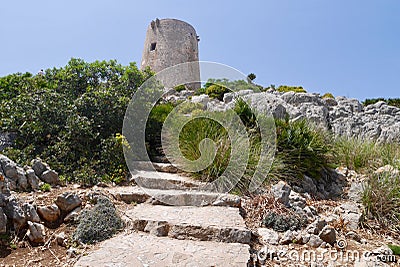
[190,90,400,143]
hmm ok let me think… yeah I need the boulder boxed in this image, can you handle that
[307,234,323,248]
[191,94,210,107]
[306,219,327,235]
[56,232,67,247]
[257,228,280,245]
[27,221,45,243]
[0,207,7,234]
[4,196,26,230]
[22,203,40,223]
[55,192,82,213]
[279,230,295,245]
[64,206,81,223]
[31,158,50,177]
[288,191,306,208]
[40,170,60,185]
[3,160,18,181]
[26,168,41,190]
[301,175,317,195]
[0,172,11,195]
[37,204,60,222]
[271,181,291,206]
[15,167,28,191]
[318,225,336,245]
[334,202,361,230]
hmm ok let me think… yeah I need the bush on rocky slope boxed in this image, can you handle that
[73,196,123,244]
[0,59,152,185]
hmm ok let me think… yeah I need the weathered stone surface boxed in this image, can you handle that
[334,202,361,230]
[2,158,18,180]
[0,172,11,195]
[109,186,241,207]
[220,90,400,142]
[0,207,7,234]
[345,231,361,243]
[288,190,306,208]
[279,230,295,245]
[318,225,336,244]
[126,204,251,244]
[75,232,250,267]
[132,170,203,190]
[55,192,82,212]
[271,181,291,206]
[31,158,50,177]
[15,167,28,191]
[64,206,81,223]
[26,221,45,243]
[22,203,40,223]
[307,234,323,248]
[37,204,60,222]
[144,221,169,237]
[4,196,26,229]
[40,170,60,185]
[257,228,280,245]
[56,232,67,247]
[306,219,327,235]
[301,175,318,195]
[26,168,41,190]
[303,206,317,220]
[191,94,210,106]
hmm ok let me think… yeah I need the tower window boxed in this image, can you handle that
[150,42,156,51]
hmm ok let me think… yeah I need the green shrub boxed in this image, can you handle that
[277,85,307,93]
[146,102,175,160]
[0,59,151,185]
[388,244,400,255]
[174,84,186,92]
[205,84,229,101]
[322,93,334,99]
[73,196,123,244]
[362,173,400,233]
[40,183,51,192]
[263,211,306,232]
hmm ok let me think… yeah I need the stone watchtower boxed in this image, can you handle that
[140,18,200,89]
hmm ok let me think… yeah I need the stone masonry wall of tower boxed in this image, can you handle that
[140,18,200,89]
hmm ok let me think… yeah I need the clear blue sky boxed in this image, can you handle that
[1,0,399,100]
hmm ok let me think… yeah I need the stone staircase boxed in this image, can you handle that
[75,163,251,266]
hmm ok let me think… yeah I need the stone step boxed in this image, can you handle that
[124,204,251,244]
[108,186,241,207]
[132,170,204,190]
[132,161,179,173]
[74,232,250,267]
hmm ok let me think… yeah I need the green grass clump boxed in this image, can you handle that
[332,136,400,172]
[73,196,123,244]
[177,116,232,182]
[362,173,400,233]
[272,118,332,182]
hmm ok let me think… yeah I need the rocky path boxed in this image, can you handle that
[75,164,251,266]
